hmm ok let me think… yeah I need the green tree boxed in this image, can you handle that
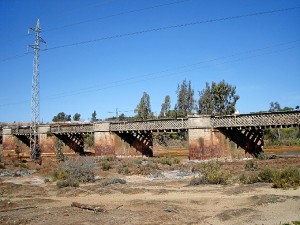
[135,92,153,120]
[159,95,171,118]
[282,106,294,111]
[175,79,196,117]
[269,102,281,112]
[91,110,97,122]
[198,82,213,115]
[198,80,239,115]
[52,112,72,122]
[73,113,81,121]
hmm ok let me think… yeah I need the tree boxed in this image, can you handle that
[269,102,281,112]
[282,106,294,111]
[135,92,153,120]
[159,95,171,118]
[52,112,72,122]
[73,113,81,121]
[296,106,299,110]
[198,80,239,115]
[91,110,97,122]
[198,82,213,115]
[175,79,196,117]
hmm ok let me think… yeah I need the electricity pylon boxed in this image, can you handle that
[29,19,46,162]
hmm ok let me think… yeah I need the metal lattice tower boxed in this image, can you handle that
[29,19,46,161]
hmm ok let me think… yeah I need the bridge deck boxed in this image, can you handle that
[1,111,299,134]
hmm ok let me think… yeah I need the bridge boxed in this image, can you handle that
[0,111,299,160]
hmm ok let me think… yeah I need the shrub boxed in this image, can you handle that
[272,167,300,189]
[103,156,116,161]
[155,157,180,166]
[257,153,269,160]
[56,178,79,188]
[99,178,126,187]
[198,161,232,185]
[0,163,5,169]
[118,164,130,175]
[134,159,143,165]
[189,176,204,186]
[51,168,68,181]
[52,157,95,184]
[100,161,111,171]
[258,168,278,183]
[245,159,258,171]
[239,172,260,184]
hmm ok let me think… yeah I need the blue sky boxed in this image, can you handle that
[0,0,299,122]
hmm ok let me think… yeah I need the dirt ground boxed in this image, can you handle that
[0,157,300,225]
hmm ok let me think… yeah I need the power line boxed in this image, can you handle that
[1,6,299,63]
[0,39,299,109]
[43,0,192,33]
[1,0,190,44]
[43,6,300,52]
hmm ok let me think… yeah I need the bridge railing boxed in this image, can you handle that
[110,118,188,131]
[50,124,94,134]
[12,127,31,135]
[211,111,300,128]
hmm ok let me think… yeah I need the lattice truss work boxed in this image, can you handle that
[212,111,300,128]
[110,119,188,131]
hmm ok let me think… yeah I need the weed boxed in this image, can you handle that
[103,156,116,161]
[239,172,260,184]
[191,161,232,185]
[245,159,258,171]
[189,176,204,186]
[134,159,143,165]
[100,161,111,171]
[272,167,300,189]
[51,157,95,184]
[56,178,79,188]
[0,163,5,169]
[155,157,180,166]
[118,164,130,175]
[257,153,269,160]
[51,169,68,181]
[258,168,278,183]
[99,178,126,187]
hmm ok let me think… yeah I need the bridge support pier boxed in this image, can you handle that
[94,123,116,156]
[2,128,16,157]
[188,115,232,160]
[38,125,56,157]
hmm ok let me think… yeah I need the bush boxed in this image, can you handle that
[134,159,143,165]
[100,161,111,171]
[257,153,269,160]
[258,168,278,183]
[52,157,95,184]
[193,161,232,185]
[189,176,205,186]
[56,178,79,188]
[272,167,300,189]
[239,172,260,184]
[245,159,258,171]
[0,163,6,169]
[99,178,126,187]
[155,157,180,166]
[103,156,116,161]
[62,157,95,182]
[51,169,68,181]
[118,164,130,175]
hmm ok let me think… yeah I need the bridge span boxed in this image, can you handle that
[0,111,299,160]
